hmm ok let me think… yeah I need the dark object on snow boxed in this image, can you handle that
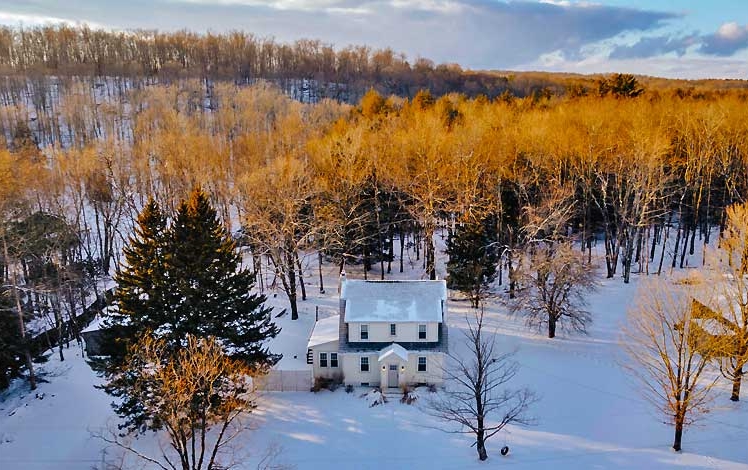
[501,446,510,456]
[82,328,104,356]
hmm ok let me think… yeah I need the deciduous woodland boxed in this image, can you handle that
[2,26,748,393]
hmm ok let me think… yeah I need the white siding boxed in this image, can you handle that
[380,353,444,388]
[341,353,380,386]
[310,341,341,381]
[347,322,439,343]
[340,352,444,387]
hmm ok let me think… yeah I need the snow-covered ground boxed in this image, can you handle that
[1,238,747,469]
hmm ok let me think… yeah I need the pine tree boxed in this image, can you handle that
[102,189,280,432]
[167,188,280,364]
[100,197,169,364]
[446,216,500,308]
[103,190,280,364]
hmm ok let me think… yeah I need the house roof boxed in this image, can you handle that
[378,343,409,362]
[341,280,447,323]
[307,315,341,348]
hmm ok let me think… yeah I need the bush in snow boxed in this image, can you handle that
[400,385,419,405]
[360,388,387,407]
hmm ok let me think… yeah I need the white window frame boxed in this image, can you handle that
[319,352,328,368]
[418,356,427,372]
[418,324,427,340]
[390,323,397,336]
[360,324,369,340]
[330,352,338,368]
[360,356,369,372]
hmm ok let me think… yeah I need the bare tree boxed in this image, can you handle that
[511,243,596,338]
[426,309,536,461]
[701,202,748,401]
[622,278,719,452]
[239,156,317,320]
[97,334,261,470]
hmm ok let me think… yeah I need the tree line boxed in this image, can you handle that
[5,25,746,104]
[0,25,514,101]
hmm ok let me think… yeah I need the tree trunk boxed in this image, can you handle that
[604,230,615,278]
[548,313,557,339]
[399,228,405,273]
[295,252,306,301]
[658,218,669,275]
[680,221,690,269]
[508,254,516,300]
[284,248,299,320]
[731,367,742,402]
[318,251,325,294]
[623,228,636,284]
[476,424,488,461]
[4,238,36,390]
[387,224,394,274]
[673,420,683,452]
[672,217,682,269]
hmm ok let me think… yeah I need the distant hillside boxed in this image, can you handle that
[1,25,747,103]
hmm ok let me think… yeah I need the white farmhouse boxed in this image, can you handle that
[307,277,448,388]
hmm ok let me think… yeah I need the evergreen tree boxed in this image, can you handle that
[100,197,169,364]
[0,289,22,390]
[446,216,500,308]
[167,188,279,364]
[101,189,279,431]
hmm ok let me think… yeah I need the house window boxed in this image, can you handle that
[360,356,369,372]
[330,353,338,368]
[360,324,369,340]
[390,324,397,336]
[319,352,328,368]
[419,324,427,340]
[361,382,370,387]
[418,356,427,372]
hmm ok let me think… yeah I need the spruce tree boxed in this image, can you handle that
[167,187,279,364]
[101,197,169,364]
[446,216,500,308]
[103,190,279,365]
[102,189,279,431]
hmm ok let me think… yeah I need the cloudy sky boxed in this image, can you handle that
[1,0,747,79]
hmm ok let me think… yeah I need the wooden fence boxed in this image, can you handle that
[254,369,313,392]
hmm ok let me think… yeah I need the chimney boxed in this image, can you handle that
[338,269,346,294]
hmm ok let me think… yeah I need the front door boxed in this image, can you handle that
[388,364,398,388]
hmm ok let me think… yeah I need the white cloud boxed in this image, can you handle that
[0,11,105,28]
[716,21,745,40]
[522,49,748,79]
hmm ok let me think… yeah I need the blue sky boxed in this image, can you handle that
[0,0,746,79]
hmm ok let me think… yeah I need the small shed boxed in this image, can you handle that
[81,317,105,356]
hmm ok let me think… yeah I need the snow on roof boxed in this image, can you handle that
[341,280,446,323]
[307,315,340,348]
[378,343,409,363]
[81,316,104,334]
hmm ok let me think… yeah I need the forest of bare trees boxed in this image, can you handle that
[3,25,747,104]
